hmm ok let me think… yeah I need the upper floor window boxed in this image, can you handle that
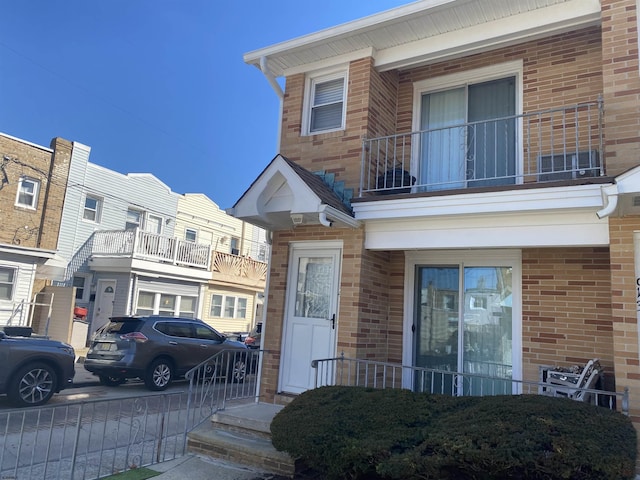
[230,237,240,256]
[126,208,143,230]
[15,177,39,209]
[304,70,347,135]
[146,214,163,234]
[83,195,102,222]
[185,228,197,243]
[0,266,16,300]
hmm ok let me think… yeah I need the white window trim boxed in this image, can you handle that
[82,194,102,223]
[0,265,17,301]
[302,67,349,136]
[15,177,39,209]
[209,293,248,319]
[403,249,522,384]
[410,60,524,185]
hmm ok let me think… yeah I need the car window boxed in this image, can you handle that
[155,322,193,338]
[103,320,144,334]
[193,324,223,342]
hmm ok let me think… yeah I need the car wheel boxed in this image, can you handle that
[144,358,173,391]
[8,363,57,407]
[98,375,126,387]
[228,355,247,383]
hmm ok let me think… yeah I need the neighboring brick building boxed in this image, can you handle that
[0,132,74,325]
[231,0,640,455]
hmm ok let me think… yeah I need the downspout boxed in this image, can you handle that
[596,184,619,219]
[319,211,333,227]
[259,57,284,152]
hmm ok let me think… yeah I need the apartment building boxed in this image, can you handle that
[231,0,640,433]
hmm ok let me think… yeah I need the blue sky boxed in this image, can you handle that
[0,1,410,209]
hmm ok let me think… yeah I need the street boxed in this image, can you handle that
[0,368,258,480]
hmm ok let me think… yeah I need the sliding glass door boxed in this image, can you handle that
[413,264,513,395]
[419,76,516,190]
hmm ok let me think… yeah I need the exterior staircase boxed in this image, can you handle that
[186,402,296,477]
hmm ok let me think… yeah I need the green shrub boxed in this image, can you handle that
[270,386,636,480]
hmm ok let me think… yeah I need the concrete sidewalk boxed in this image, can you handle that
[144,454,282,480]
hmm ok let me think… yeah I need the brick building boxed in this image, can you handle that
[0,133,74,325]
[231,0,640,445]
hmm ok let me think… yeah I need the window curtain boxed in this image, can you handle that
[420,88,466,190]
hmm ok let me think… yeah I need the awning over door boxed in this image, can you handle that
[228,154,358,230]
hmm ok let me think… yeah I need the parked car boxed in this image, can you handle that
[83,316,249,391]
[0,329,76,407]
[244,323,262,350]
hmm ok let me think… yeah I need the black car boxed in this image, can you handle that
[0,329,76,407]
[83,316,249,391]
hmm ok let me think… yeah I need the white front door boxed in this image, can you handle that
[93,280,116,333]
[280,243,341,394]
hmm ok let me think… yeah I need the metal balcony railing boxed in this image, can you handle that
[312,354,629,416]
[361,98,604,196]
[92,229,211,269]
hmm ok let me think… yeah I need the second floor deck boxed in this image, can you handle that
[92,228,212,269]
[91,229,268,287]
[361,99,604,197]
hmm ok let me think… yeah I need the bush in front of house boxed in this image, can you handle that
[270,386,636,480]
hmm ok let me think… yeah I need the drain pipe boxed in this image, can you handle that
[259,57,284,152]
[596,184,619,219]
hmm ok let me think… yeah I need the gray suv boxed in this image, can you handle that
[0,330,76,407]
[83,316,248,390]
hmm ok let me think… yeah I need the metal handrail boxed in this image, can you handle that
[361,98,604,195]
[312,354,629,416]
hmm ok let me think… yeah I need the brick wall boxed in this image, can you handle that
[398,26,602,132]
[259,225,398,400]
[522,247,615,387]
[608,217,640,426]
[0,135,71,250]
[280,58,399,193]
[601,0,640,175]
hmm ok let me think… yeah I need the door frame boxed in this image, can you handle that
[278,240,343,394]
[403,249,522,388]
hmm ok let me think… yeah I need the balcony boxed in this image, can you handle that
[92,229,211,269]
[361,99,604,196]
[211,251,268,288]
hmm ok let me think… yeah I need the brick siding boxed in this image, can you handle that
[0,135,71,250]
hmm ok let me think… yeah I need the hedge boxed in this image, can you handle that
[270,386,636,480]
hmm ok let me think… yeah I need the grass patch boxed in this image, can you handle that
[100,467,160,480]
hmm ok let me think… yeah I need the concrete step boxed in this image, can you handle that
[187,402,296,477]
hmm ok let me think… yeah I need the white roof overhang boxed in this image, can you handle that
[0,244,68,281]
[244,0,601,77]
[228,155,359,230]
[353,183,613,250]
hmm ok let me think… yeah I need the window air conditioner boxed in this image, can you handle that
[537,150,600,182]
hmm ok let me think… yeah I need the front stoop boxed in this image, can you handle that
[187,402,296,477]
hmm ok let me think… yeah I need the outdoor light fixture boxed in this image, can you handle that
[290,213,304,225]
